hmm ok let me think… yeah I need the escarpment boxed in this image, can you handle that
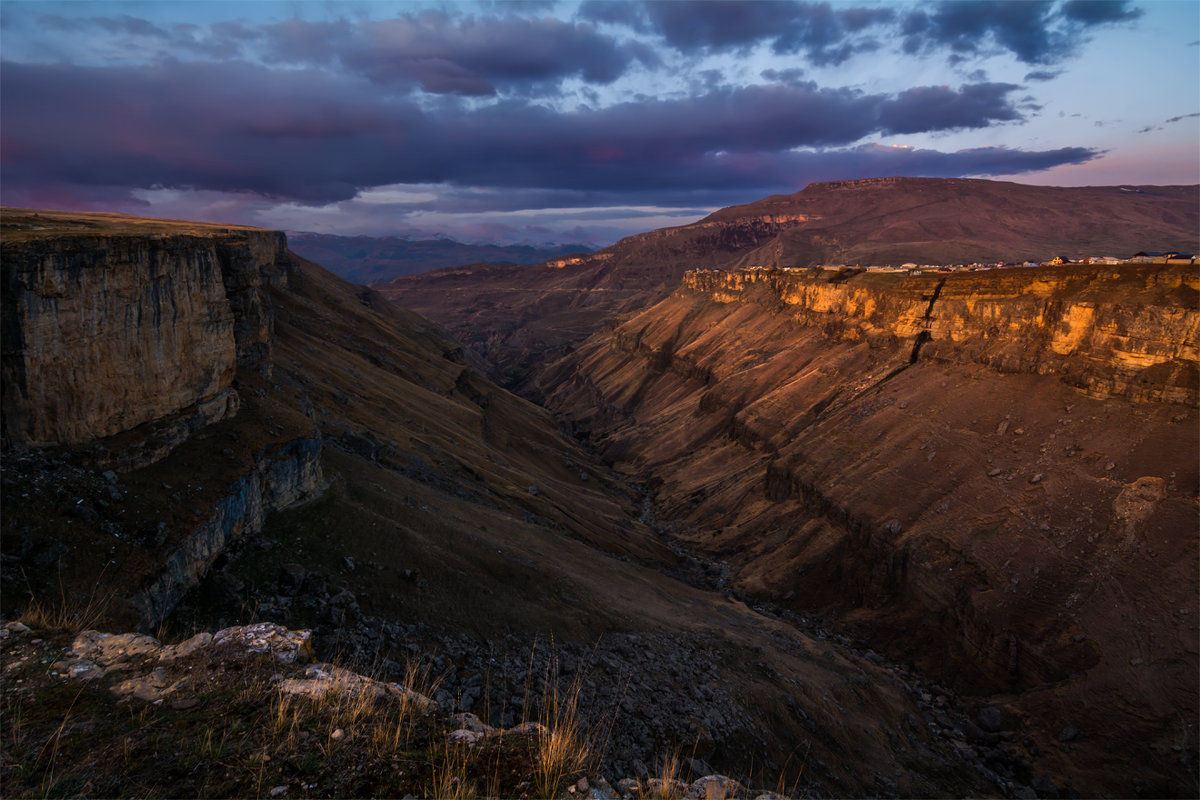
[680,264,1199,405]
[1,216,290,452]
[539,263,1198,798]
[1,210,324,628]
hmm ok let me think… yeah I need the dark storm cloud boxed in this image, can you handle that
[877,83,1022,135]
[902,0,1143,64]
[260,11,653,95]
[0,59,1068,207]
[619,0,893,65]
[1059,0,1143,25]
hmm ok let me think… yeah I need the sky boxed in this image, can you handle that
[1,1,1197,246]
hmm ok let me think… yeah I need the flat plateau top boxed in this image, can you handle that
[1,207,269,243]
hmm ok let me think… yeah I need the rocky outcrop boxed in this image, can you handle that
[1,226,292,451]
[133,433,325,629]
[681,264,1199,404]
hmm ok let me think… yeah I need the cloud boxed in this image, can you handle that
[578,0,892,65]
[902,0,1143,64]
[258,11,653,96]
[1023,69,1061,82]
[1059,0,1142,25]
[1138,112,1200,134]
[0,58,1054,212]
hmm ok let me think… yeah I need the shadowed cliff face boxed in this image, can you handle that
[537,263,1199,798]
[1,211,289,451]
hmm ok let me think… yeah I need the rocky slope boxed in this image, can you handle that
[537,263,1199,798]
[1,209,1024,797]
[378,178,1199,385]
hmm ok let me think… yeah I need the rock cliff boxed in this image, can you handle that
[539,263,1199,798]
[1,209,322,628]
[1,209,291,453]
[381,178,1198,387]
[680,264,1199,405]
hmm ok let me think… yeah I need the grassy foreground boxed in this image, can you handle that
[0,621,599,800]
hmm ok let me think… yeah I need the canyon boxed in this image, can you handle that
[1,177,1197,799]
[537,264,1198,796]
[2,207,1004,798]
[379,178,1199,384]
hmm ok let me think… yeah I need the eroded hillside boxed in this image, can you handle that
[2,209,1018,797]
[537,263,1200,798]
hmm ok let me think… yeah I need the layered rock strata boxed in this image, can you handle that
[1,224,291,451]
[539,263,1199,797]
[681,264,1199,405]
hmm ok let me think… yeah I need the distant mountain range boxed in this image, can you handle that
[286,232,593,284]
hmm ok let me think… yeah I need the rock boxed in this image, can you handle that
[329,589,357,606]
[3,621,31,635]
[71,630,162,666]
[977,706,1004,733]
[688,774,745,799]
[502,721,548,738]
[159,632,213,661]
[269,787,287,797]
[278,563,306,592]
[616,778,641,797]
[988,467,1003,477]
[1031,774,1061,798]
[576,777,590,793]
[1029,473,1044,484]
[211,623,313,664]
[646,778,687,798]
[446,729,483,746]
[342,556,356,571]
[1012,785,1038,800]
[102,470,119,484]
[1057,726,1078,742]
[447,712,494,734]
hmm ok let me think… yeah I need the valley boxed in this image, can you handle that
[1,177,1197,799]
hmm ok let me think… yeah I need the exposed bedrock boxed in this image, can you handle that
[1,229,291,451]
[538,264,1199,797]
[133,433,325,629]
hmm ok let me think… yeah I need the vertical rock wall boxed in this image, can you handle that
[1,231,291,449]
[133,434,325,629]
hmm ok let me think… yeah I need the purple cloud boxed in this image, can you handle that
[259,11,653,96]
[586,0,893,65]
[1,58,1084,210]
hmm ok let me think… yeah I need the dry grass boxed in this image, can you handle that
[18,572,113,634]
[648,749,685,800]
[532,649,594,799]
[429,741,478,799]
